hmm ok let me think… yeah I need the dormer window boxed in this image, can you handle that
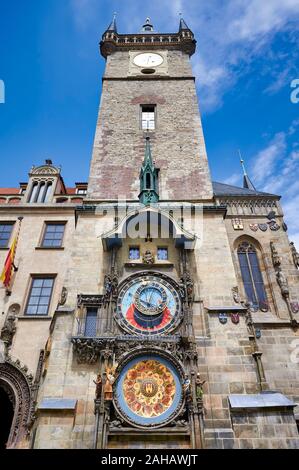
[28,181,53,203]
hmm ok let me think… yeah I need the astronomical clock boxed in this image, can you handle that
[116,274,182,335]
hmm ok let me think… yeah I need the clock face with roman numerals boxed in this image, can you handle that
[116,274,181,335]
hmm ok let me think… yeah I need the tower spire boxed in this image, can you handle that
[139,137,159,205]
[179,13,190,31]
[106,12,117,33]
[141,17,155,33]
[238,150,256,191]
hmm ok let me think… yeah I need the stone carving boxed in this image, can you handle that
[142,250,155,265]
[270,242,281,268]
[104,365,117,401]
[276,268,289,298]
[182,377,191,394]
[231,313,240,324]
[57,287,68,307]
[232,218,244,230]
[0,314,17,350]
[290,302,299,314]
[232,286,241,304]
[0,357,34,448]
[290,242,299,269]
[71,338,105,364]
[249,224,258,232]
[195,373,206,401]
[219,313,228,324]
[94,373,103,400]
[180,271,194,304]
[258,223,268,232]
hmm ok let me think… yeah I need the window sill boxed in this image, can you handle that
[35,247,64,251]
[0,247,9,251]
[18,315,52,321]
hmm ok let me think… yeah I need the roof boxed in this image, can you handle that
[0,188,20,195]
[212,181,279,198]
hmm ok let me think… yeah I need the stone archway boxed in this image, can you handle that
[0,360,33,449]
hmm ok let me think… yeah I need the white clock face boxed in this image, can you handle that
[133,53,164,68]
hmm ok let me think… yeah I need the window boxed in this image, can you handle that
[84,308,98,337]
[25,277,54,316]
[129,247,140,260]
[28,182,53,203]
[77,189,87,195]
[0,223,14,248]
[157,247,168,261]
[141,105,156,130]
[237,242,267,309]
[42,223,65,248]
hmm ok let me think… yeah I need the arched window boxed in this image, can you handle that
[237,241,267,309]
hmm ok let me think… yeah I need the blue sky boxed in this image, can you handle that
[0,0,299,242]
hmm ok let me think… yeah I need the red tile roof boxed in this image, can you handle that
[0,188,20,195]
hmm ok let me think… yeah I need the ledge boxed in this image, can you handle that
[206,306,247,313]
[38,398,77,412]
[229,392,296,411]
[124,262,174,268]
[35,247,65,251]
[17,315,52,321]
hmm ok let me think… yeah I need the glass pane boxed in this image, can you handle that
[53,232,63,240]
[84,310,97,337]
[129,248,140,260]
[46,225,56,233]
[26,305,38,315]
[41,287,52,296]
[249,252,267,304]
[33,279,43,287]
[37,305,48,315]
[157,248,168,260]
[55,225,65,233]
[28,297,39,306]
[39,296,50,305]
[0,239,8,247]
[43,279,54,288]
[43,239,54,247]
[51,240,62,247]
[31,287,42,296]
[238,253,257,306]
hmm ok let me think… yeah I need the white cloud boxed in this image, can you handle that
[223,173,242,186]
[251,132,286,185]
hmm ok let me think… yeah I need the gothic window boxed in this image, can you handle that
[157,247,168,261]
[129,247,140,260]
[237,242,267,309]
[42,223,65,248]
[25,277,54,316]
[145,173,152,189]
[28,181,53,203]
[141,105,156,130]
[84,308,98,337]
[0,223,14,248]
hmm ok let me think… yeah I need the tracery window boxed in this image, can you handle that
[237,241,267,309]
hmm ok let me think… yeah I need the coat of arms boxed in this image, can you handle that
[268,220,280,231]
[231,313,240,324]
[219,313,228,324]
[290,302,299,314]
[232,219,244,230]
[250,224,258,232]
[258,223,268,232]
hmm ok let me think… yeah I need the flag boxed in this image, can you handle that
[0,218,22,290]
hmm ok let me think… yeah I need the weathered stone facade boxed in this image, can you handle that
[0,18,298,450]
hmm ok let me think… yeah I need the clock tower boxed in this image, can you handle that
[88,16,213,202]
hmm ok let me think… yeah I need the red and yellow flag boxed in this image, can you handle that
[0,218,22,290]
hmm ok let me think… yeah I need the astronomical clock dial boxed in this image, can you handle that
[133,52,164,68]
[116,274,181,335]
[114,355,183,427]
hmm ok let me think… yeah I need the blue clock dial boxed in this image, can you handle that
[116,274,181,335]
